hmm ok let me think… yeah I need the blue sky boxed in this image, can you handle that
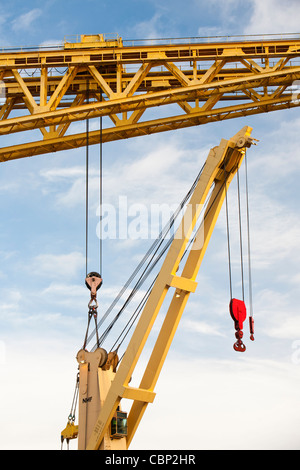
[0,0,300,450]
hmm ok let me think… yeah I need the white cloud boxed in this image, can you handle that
[269,316,300,340]
[0,181,20,193]
[1,339,299,450]
[197,26,227,37]
[250,195,300,268]
[129,13,163,39]
[104,139,206,207]
[40,166,84,182]
[40,164,98,208]
[212,118,300,274]
[203,0,300,37]
[39,39,63,48]
[11,8,42,32]
[252,288,300,339]
[214,187,300,274]
[182,318,225,337]
[131,357,300,450]
[244,0,300,35]
[39,138,206,212]
[290,273,300,285]
[0,337,77,450]
[31,252,85,279]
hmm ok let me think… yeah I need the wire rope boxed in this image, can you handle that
[99,92,103,276]
[90,169,228,354]
[85,80,89,277]
[90,219,176,351]
[68,373,79,423]
[236,166,245,301]
[110,277,156,353]
[84,162,206,349]
[224,164,233,300]
[108,175,229,355]
[85,85,103,278]
[245,150,254,317]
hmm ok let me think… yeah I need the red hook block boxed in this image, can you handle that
[230,298,247,352]
[249,316,255,341]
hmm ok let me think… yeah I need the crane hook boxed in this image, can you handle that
[85,271,102,307]
[229,298,247,352]
[82,272,103,350]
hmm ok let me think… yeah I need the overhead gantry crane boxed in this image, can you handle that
[0,34,299,450]
[0,33,300,161]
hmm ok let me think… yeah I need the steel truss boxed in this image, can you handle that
[0,34,300,161]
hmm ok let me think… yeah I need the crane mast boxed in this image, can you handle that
[67,125,256,451]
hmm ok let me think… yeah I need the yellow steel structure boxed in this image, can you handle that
[74,125,256,450]
[0,34,297,450]
[0,33,299,161]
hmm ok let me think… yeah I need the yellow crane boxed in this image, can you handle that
[0,33,299,161]
[1,33,299,450]
[61,125,256,450]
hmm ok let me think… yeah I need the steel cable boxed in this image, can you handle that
[85,162,206,350]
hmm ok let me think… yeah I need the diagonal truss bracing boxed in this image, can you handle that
[1,34,300,161]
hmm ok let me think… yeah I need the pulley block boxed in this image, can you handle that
[229,298,247,352]
[85,271,103,294]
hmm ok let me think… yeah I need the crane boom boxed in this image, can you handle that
[0,33,298,161]
[72,125,256,450]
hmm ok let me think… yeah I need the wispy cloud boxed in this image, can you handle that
[39,165,86,207]
[182,318,225,337]
[132,356,300,450]
[244,0,300,34]
[40,166,85,182]
[31,251,85,280]
[132,13,163,39]
[39,138,205,210]
[11,8,42,32]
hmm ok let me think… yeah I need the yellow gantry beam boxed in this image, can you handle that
[0,34,300,161]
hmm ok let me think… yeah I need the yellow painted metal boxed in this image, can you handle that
[61,422,79,442]
[64,33,123,49]
[0,34,288,449]
[0,34,299,161]
[76,348,127,450]
[83,125,255,450]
